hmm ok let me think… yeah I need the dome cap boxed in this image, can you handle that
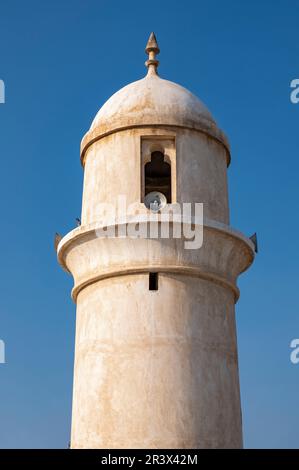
[80,33,230,165]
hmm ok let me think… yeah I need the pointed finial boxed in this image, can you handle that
[145,32,160,75]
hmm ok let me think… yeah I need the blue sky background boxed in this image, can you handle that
[0,0,298,448]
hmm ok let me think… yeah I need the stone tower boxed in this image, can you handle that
[57,33,255,449]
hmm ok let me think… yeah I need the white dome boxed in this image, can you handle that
[80,34,229,162]
[90,73,216,132]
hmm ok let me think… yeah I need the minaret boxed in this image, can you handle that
[57,33,255,449]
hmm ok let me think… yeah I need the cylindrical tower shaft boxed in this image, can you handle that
[57,33,255,449]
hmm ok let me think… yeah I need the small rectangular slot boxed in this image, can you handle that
[149,272,158,291]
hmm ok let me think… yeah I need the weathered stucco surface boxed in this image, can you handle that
[81,127,229,226]
[71,274,242,449]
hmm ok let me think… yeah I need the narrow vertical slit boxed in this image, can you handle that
[149,272,158,291]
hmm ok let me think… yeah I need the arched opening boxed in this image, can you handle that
[144,151,171,203]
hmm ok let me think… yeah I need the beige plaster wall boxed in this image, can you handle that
[71,273,242,449]
[81,128,229,225]
[57,120,254,449]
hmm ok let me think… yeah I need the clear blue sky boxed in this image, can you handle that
[0,0,298,449]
